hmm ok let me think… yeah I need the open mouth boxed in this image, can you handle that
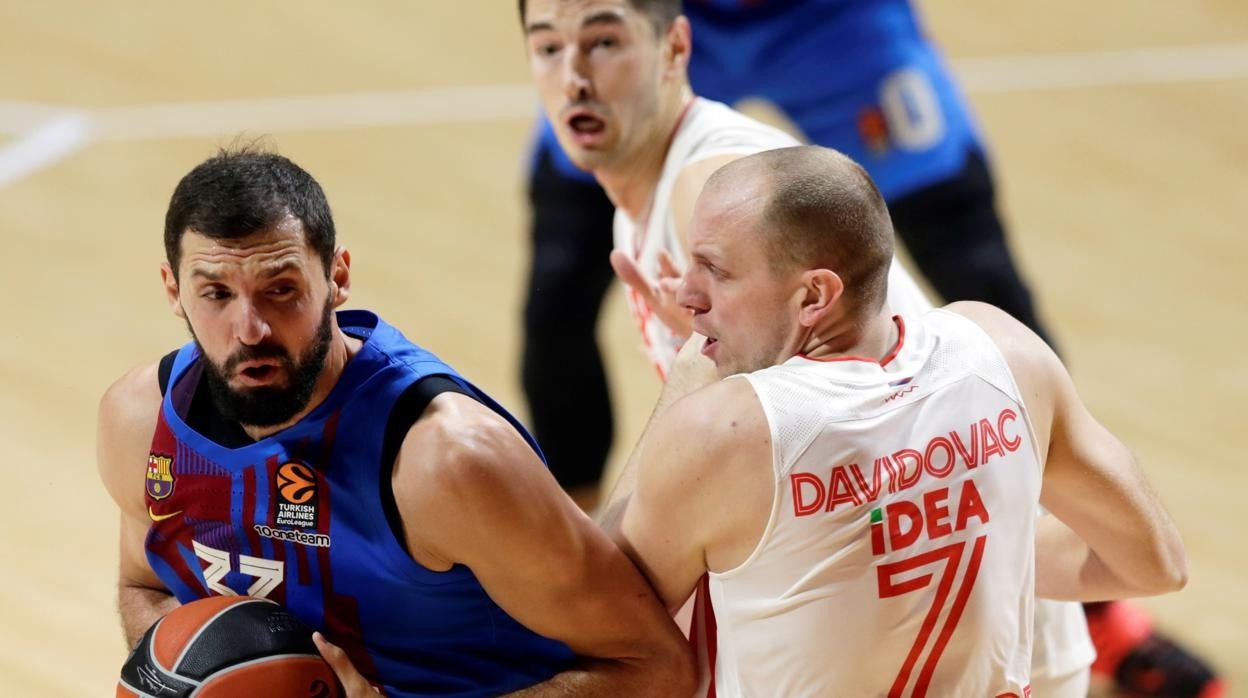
[568,114,605,134]
[238,363,280,383]
[564,109,607,146]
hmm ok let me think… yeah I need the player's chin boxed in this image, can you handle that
[564,147,609,172]
[558,132,613,166]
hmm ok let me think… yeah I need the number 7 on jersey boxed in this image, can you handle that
[877,535,987,698]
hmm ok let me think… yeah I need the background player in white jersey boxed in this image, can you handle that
[521,1,1094,693]
[521,0,927,413]
[602,145,1187,697]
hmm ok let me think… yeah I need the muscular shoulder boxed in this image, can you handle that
[638,378,771,538]
[398,392,531,481]
[672,154,740,206]
[945,301,1062,439]
[670,154,742,248]
[392,393,551,566]
[98,362,164,516]
[657,377,767,459]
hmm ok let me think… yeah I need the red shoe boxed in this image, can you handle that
[1085,601,1225,698]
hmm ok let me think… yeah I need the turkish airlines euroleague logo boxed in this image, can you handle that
[277,462,317,504]
[273,462,319,530]
[254,461,331,547]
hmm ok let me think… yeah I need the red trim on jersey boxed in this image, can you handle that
[627,286,670,381]
[313,409,381,682]
[798,315,906,367]
[147,413,211,598]
[243,462,261,548]
[691,575,718,698]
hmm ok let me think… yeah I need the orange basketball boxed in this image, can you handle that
[117,596,341,697]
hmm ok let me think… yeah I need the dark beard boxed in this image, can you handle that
[192,301,335,429]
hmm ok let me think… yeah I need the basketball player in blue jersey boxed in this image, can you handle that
[97,147,695,697]
[516,2,1223,694]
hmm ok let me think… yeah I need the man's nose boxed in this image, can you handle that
[234,300,272,346]
[677,274,707,314]
[562,47,592,102]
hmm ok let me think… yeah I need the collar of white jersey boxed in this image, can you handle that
[787,315,923,381]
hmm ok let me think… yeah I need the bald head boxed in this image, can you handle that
[705,146,895,315]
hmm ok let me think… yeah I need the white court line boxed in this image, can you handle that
[0,112,92,189]
[955,42,1248,93]
[82,42,1248,140]
[0,42,1246,188]
[0,100,74,136]
[5,42,1248,142]
[88,84,539,142]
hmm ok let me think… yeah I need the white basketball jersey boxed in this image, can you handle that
[708,310,1041,697]
[612,97,931,376]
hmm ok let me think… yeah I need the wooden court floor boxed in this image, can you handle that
[0,2,1244,694]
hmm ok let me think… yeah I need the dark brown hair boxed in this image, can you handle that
[164,144,335,279]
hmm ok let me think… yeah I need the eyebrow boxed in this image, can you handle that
[525,10,626,35]
[187,260,302,282]
[581,11,626,29]
[259,260,303,278]
[188,267,222,282]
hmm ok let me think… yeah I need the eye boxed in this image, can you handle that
[267,285,298,299]
[533,39,562,57]
[201,287,231,301]
[584,33,621,53]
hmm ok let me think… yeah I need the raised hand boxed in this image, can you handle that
[609,248,693,342]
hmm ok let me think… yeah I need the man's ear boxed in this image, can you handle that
[664,16,692,78]
[329,246,352,307]
[797,268,843,329]
[160,263,185,319]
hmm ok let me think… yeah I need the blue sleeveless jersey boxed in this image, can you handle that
[143,310,574,697]
[530,0,982,200]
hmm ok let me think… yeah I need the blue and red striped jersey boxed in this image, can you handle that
[144,310,574,697]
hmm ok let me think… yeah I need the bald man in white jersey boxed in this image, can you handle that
[599,146,1186,697]
[521,1,1100,693]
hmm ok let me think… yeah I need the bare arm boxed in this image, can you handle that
[599,333,719,531]
[97,363,178,647]
[951,301,1188,600]
[398,395,695,697]
[607,378,774,613]
[1034,376,1188,600]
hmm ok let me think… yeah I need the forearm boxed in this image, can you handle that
[118,581,178,647]
[599,335,716,529]
[1035,513,1185,601]
[1040,415,1189,598]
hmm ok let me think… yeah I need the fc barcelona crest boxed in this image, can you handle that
[146,454,175,500]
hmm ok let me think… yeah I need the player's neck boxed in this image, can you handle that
[798,306,899,364]
[596,87,694,220]
[239,329,363,441]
